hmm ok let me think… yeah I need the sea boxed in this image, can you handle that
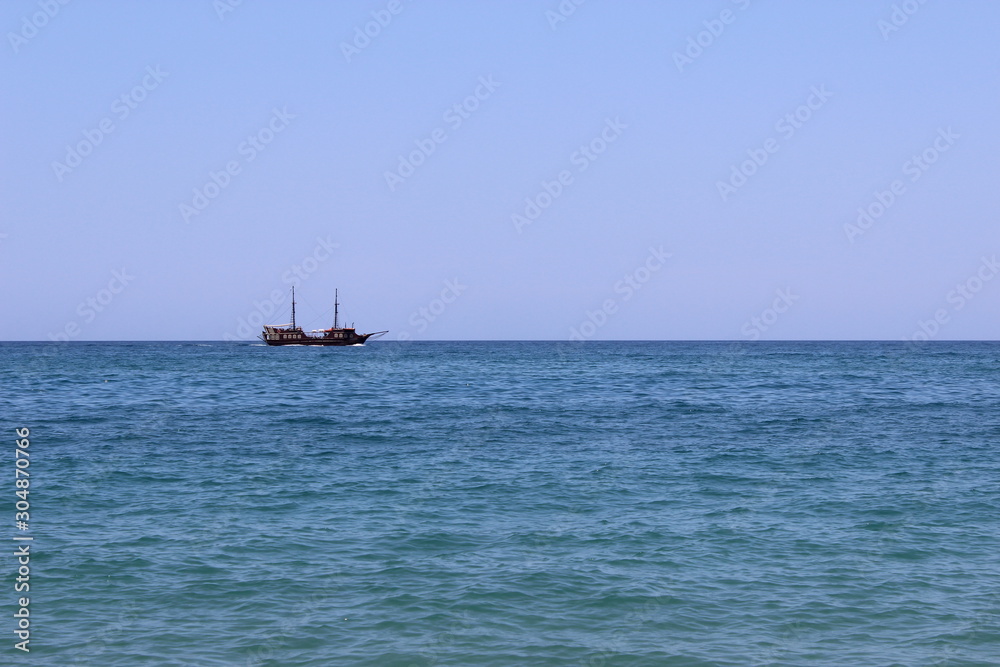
[4,340,1000,666]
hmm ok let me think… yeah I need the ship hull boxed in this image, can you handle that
[260,324,386,346]
[260,289,386,346]
[261,332,374,346]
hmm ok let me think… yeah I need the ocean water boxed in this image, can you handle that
[4,340,1000,666]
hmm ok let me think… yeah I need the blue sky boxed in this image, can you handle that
[2,0,999,341]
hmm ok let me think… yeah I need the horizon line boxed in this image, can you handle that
[3,339,999,344]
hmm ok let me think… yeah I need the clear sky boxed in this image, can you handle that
[3,0,999,341]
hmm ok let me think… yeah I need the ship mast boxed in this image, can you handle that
[333,289,339,329]
[291,286,296,329]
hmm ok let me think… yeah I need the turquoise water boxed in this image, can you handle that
[5,341,1000,665]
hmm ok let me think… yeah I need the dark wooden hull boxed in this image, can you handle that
[260,290,385,346]
[262,332,374,346]
[260,323,387,346]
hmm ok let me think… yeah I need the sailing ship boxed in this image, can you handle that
[259,288,386,346]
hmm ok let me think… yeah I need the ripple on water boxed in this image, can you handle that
[5,341,999,665]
